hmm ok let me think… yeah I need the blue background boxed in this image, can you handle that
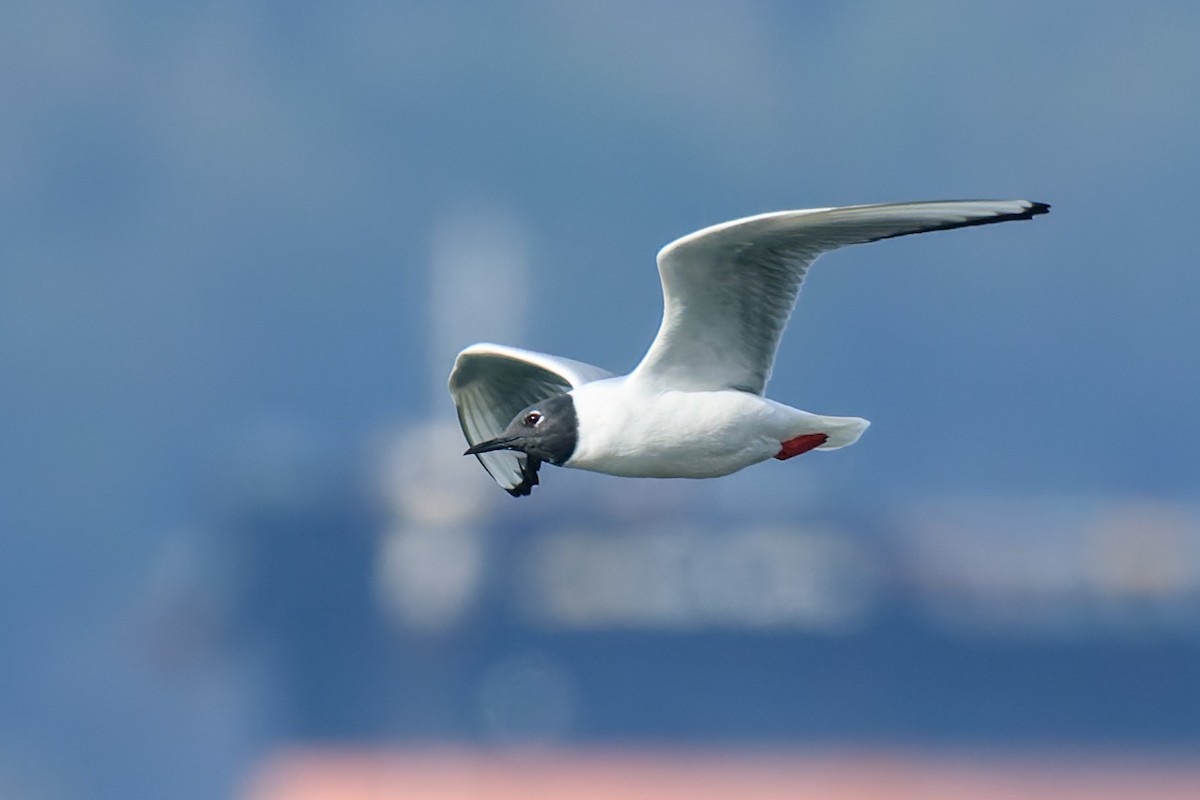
[2,2,1198,798]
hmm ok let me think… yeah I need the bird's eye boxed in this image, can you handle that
[523,411,542,427]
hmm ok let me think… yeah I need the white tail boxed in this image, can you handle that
[814,414,871,450]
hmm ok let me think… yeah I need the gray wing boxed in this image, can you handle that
[631,199,1049,394]
[449,343,614,495]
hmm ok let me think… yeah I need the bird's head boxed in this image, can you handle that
[463,392,578,466]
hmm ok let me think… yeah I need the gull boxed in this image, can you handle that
[449,199,1049,496]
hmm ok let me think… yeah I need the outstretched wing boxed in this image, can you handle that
[449,343,614,495]
[631,199,1049,394]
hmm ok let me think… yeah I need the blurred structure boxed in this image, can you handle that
[373,203,529,633]
[899,497,1200,639]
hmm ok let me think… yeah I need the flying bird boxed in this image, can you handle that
[449,199,1049,496]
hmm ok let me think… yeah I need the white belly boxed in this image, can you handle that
[565,380,805,479]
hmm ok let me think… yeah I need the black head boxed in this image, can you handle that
[462,393,578,466]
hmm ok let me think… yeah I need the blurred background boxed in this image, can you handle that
[3,1,1199,798]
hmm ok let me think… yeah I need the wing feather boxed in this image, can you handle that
[632,199,1049,394]
[449,343,614,495]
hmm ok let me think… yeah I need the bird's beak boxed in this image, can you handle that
[463,436,521,456]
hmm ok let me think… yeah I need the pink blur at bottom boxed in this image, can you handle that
[241,749,1200,800]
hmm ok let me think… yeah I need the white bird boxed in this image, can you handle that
[449,199,1049,496]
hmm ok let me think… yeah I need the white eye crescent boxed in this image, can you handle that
[523,411,542,427]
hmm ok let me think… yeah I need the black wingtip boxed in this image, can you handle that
[866,199,1052,243]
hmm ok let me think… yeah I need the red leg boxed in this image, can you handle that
[774,433,828,460]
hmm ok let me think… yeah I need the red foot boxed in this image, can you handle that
[774,433,828,460]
